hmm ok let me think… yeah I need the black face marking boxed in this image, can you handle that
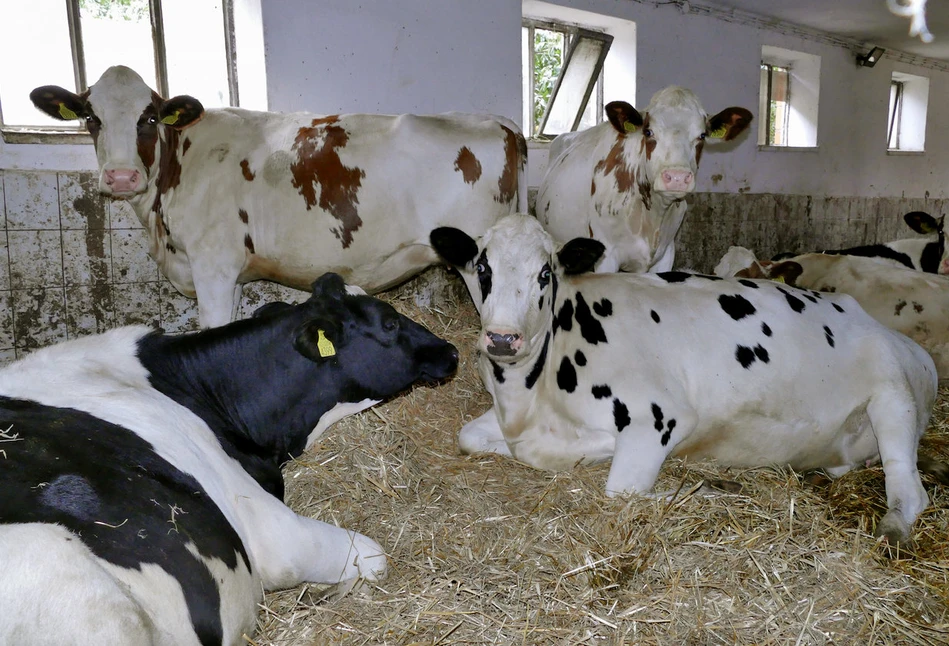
[525,332,550,390]
[650,310,660,323]
[574,293,607,345]
[832,303,845,313]
[489,358,505,383]
[592,384,612,399]
[920,240,943,273]
[718,294,757,321]
[761,322,772,336]
[777,287,805,313]
[657,271,692,283]
[476,249,492,303]
[823,325,835,348]
[554,299,574,334]
[738,279,759,288]
[538,295,544,310]
[613,398,631,432]
[538,262,552,290]
[593,299,613,317]
[557,356,578,393]
[574,350,587,367]
[651,402,664,431]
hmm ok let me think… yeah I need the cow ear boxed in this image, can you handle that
[252,301,293,318]
[159,95,205,129]
[430,227,479,268]
[605,101,643,135]
[309,273,347,301]
[707,107,754,141]
[558,238,605,275]
[293,320,343,362]
[735,261,766,279]
[903,211,941,235]
[768,261,803,286]
[30,85,88,121]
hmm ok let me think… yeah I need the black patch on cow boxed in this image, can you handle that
[613,399,631,432]
[651,402,664,431]
[698,274,723,281]
[913,301,925,313]
[244,233,255,254]
[593,299,613,317]
[525,332,550,390]
[803,293,819,303]
[777,287,806,313]
[810,291,823,299]
[574,294,607,345]
[557,356,578,393]
[657,271,691,283]
[592,384,612,399]
[476,249,492,303]
[651,402,676,445]
[554,299,574,334]
[754,344,770,363]
[824,243,915,269]
[718,294,757,321]
[824,325,835,348]
[832,303,845,313]
[551,274,559,308]
[575,350,587,367]
[489,359,505,383]
[166,242,177,254]
[736,344,770,368]
[661,419,676,446]
[761,322,772,336]
[895,300,907,316]
[920,241,942,273]
[650,310,660,323]
[738,279,759,288]
[538,295,544,310]
[0,395,247,646]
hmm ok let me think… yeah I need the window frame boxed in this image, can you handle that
[760,62,791,147]
[888,80,904,150]
[522,17,612,140]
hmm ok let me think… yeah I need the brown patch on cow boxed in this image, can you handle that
[238,209,249,224]
[895,299,908,316]
[641,115,656,159]
[245,233,255,254]
[148,118,183,252]
[182,137,192,156]
[913,301,925,313]
[496,126,523,205]
[454,146,482,184]
[594,137,636,196]
[590,179,596,196]
[240,159,256,181]
[290,115,366,249]
[137,102,161,173]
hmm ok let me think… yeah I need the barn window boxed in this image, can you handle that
[758,46,820,149]
[888,72,928,152]
[522,18,612,140]
[0,0,263,137]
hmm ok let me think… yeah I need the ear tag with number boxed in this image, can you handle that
[316,330,336,357]
[624,122,638,133]
[58,104,78,120]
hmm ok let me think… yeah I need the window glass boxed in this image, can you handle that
[81,0,155,90]
[163,0,229,106]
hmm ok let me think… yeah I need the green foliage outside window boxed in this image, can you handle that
[533,29,564,135]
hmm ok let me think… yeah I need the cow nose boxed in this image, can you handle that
[485,331,522,357]
[104,169,142,195]
[661,169,693,192]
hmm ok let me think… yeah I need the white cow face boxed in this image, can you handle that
[431,215,603,362]
[604,87,753,198]
[31,65,204,198]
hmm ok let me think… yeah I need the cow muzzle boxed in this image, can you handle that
[659,168,694,193]
[484,330,523,357]
[102,168,145,198]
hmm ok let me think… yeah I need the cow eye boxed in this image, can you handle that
[539,266,551,284]
[383,318,399,332]
[699,132,707,140]
[147,116,158,125]
[643,128,653,137]
[476,262,486,274]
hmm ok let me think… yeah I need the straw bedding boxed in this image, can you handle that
[250,272,949,645]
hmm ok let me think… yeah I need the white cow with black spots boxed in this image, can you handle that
[431,214,938,545]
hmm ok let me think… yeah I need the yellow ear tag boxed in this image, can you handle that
[58,104,78,120]
[161,111,180,125]
[709,125,728,139]
[624,122,638,133]
[772,275,786,284]
[316,330,336,357]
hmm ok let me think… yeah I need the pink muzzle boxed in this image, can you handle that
[103,168,144,196]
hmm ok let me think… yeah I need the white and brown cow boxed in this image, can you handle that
[0,273,458,645]
[431,214,937,545]
[716,245,949,378]
[30,65,526,327]
[535,87,752,273]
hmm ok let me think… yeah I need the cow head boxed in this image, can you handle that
[904,211,949,274]
[30,65,204,198]
[604,87,752,198]
[431,215,603,362]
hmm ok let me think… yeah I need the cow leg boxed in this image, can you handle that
[458,408,513,457]
[866,392,929,545]
[191,258,243,328]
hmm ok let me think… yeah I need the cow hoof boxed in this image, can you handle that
[874,511,912,551]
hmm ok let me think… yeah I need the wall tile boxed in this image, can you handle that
[63,229,111,286]
[111,199,144,230]
[4,171,60,230]
[8,230,63,289]
[60,172,108,230]
[111,228,159,283]
[0,235,8,291]
[66,284,115,338]
[12,288,67,350]
[0,348,16,367]
[0,291,13,349]
[112,282,161,329]
[159,282,201,333]
[0,170,6,229]
[239,281,309,319]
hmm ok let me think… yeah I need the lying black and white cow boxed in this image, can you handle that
[0,273,457,645]
[776,211,947,274]
[431,214,937,545]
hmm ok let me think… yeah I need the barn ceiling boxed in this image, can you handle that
[696,0,949,63]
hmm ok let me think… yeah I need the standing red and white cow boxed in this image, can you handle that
[31,65,527,327]
[536,86,752,273]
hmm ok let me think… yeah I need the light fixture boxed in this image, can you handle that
[857,46,886,68]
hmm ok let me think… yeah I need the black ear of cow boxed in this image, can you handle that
[293,319,343,362]
[430,227,479,268]
[558,238,605,275]
[309,273,347,302]
[605,101,644,136]
[252,301,293,318]
[769,261,804,286]
[707,107,754,141]
[30,85,87,121]
[159,95,205,129]
[903,211,941,235]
